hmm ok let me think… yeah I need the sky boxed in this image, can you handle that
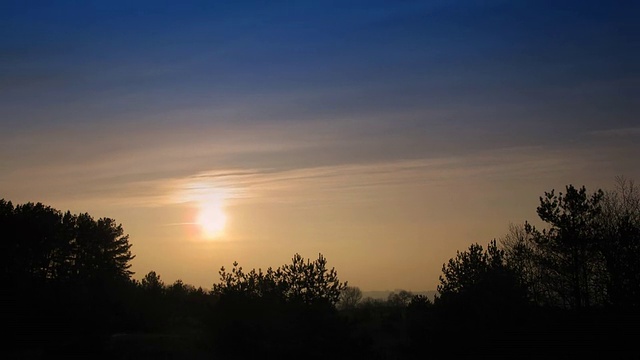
[1,0,638,291]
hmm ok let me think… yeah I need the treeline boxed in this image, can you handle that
[2,178,639,358]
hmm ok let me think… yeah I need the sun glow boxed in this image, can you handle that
[196,191,227,239]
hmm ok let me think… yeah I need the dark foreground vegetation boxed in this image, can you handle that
[2,177,639,359]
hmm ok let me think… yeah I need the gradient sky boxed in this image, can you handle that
[1,1,638,291]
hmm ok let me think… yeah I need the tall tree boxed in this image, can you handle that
[499,223,549,304]
[599,177,640,307]
[526,185,607,308]
[2,201,66,284]
[500,179,640,308]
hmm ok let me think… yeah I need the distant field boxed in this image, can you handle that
[362,290,437,301]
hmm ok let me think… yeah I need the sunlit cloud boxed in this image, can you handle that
[165,144,596,208]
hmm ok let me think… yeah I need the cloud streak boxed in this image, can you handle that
[164,143,621,209]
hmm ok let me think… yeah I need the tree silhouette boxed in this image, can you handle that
[526,185,606,309]
[338,286,363,309]
[500,181,640,309]
[209,253,352,359]
[72,213,134,284]
[387,290,414,307]
[212,253,347,306]
[599,177,640,307]
[436,239,527,319]
[1,199,137,356]
[281,253,346,306]
[141,271,165,294]
[4,178,639,358]
[438,240,507,297]
[0,199,134,286]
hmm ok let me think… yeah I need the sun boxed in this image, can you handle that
[196,193,227,239]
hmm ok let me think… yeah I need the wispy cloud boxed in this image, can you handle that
[589,127,640,137]
[160,145,592,208]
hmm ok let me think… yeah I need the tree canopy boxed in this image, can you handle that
[500,178,640,308]
[0,199,134,286]
[212,253,347,306]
